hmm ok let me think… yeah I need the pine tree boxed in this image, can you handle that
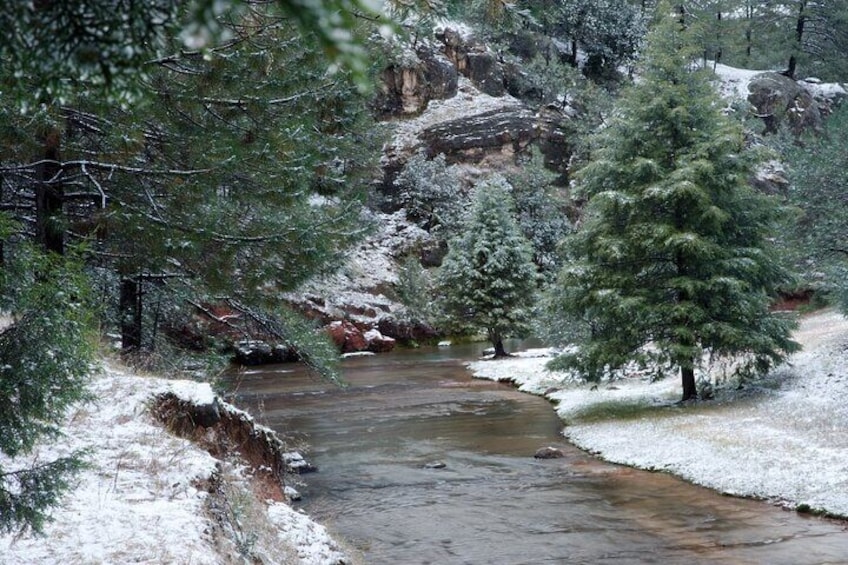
[549,7,799,400]
[0,216,96,535]
[438,176,538,357]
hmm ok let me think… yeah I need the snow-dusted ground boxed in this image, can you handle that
[469,309,848,518]
[0,362,344,565]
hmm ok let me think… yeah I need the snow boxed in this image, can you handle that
[469,310,848,518]
[710,62,847,106]
[711,63,771,101]
[0,361,345,564]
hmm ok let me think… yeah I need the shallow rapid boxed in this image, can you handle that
[223,344,848,564]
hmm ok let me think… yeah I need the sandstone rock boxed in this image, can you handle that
[325,320,368,353]
[378,316,439,344]
[364,328,396,353]
[437,27,505,97]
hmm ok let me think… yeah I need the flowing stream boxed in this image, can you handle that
[222,344,848,564]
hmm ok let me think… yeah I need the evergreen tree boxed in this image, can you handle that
[780,103,848,308]
[549,8,799,400]
[0,217,97,535]
[438,176,538,357]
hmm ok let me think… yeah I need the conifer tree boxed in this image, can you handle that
[438,176,537,357]
[549,7,799,400]
[0,217,97,535]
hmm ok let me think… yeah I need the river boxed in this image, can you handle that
[222,344,848,564]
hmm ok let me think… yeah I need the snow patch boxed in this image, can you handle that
[0,361,345,564]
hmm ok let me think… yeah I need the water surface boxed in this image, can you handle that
[223,345,848,564]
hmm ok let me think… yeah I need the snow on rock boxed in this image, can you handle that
[711,63,770,101]
[469,310,848,518]
[0,361,345,564]
[711,62,846,109]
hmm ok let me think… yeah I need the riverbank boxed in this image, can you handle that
[0,360,345,564]
[469,309,848,520]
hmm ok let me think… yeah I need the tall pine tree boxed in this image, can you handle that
[549,6,799,400]
[438,176,537,357]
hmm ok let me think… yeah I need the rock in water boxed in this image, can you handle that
[534,446,565,459]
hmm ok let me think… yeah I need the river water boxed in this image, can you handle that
[222,344,848,564]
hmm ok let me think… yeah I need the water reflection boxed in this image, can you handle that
[222,345,848,564]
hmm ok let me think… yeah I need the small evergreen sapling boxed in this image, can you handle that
[438,176,538,357]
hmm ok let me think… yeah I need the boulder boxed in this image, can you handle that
[233,340,299,365]
[364,328,396,353]
[534,446,565,459]
[751,159,790,196]
[283,451,317,474]
[325,320,368,353]
[748,72,822,134]
[377,316,440,344]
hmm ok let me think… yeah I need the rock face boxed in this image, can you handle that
[438,27,505,96]
[373,48,458,118]
[419,106,538,165]
[748,72,823,134]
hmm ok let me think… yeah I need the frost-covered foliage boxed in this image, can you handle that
[507,151,573,276]
[396,255,439,325]
[0,0,392,104]
[779,103,848,309]
[0,220,97,535]
[520,0,646,79]
[394,152,464,236]
[548,11,799,400]
[438,175,538,356]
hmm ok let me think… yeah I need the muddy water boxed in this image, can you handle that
[223,345,848,564]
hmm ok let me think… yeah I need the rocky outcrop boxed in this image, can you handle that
[373,48,458,118]
[151,391,317,504]
[419,106,538,165]
[437,27,505,97]
[751,159,790,196]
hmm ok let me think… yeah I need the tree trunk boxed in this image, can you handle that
[120,277,142,352]
[35,129,64,255]
[681,366,697,401]
[489,329,508,358]
[493,336,508,358]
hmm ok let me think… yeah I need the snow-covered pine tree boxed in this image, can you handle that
[438,175,537,357]
[549,5,799,400]
[0,219,96,535]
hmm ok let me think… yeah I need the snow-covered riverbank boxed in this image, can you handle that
[469,309,848,519]
[0,361,345,565]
